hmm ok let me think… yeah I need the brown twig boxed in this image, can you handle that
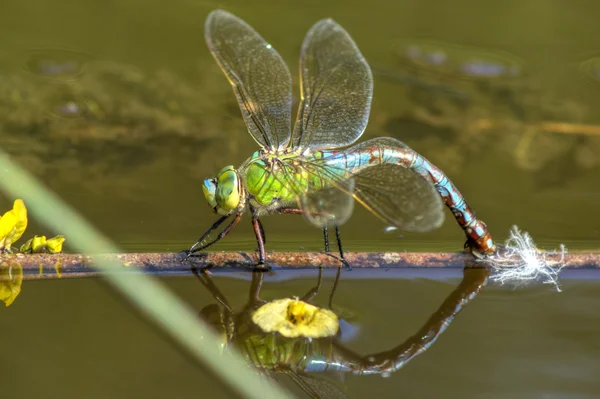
[1,251,599,280]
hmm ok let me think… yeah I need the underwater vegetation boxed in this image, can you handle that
[0,50,244,193]
[381,39,600,186]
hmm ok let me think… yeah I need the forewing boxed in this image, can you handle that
[205,10,292,150]
[292,19,373,151]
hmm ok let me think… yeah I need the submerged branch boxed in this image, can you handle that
[1,251,598,280]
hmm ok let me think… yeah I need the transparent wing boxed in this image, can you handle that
[350,162,445,232]
[283,137,444,232]
[205,10,292,150]
[292,19,373,151]
[300,179,355,228]
[283,369,349,399]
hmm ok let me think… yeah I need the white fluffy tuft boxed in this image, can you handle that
[485,226,567,292]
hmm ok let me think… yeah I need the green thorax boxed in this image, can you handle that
[238,329,334,372]
[229,309,332,371]
[243,150,328,207]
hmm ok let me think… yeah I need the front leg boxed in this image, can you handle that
[192,266,234,313]
[184,214,241,261]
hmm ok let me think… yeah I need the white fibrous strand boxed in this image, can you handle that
[484,226,567,292]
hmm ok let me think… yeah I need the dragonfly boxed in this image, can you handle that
[195,265,489,398]
[186,9,496,268]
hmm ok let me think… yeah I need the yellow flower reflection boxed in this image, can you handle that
[0,261,23,307]
[252,298,339,338]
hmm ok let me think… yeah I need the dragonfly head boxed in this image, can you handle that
[203,165,243,216]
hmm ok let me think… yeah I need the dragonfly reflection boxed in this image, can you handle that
[194,266,489,398]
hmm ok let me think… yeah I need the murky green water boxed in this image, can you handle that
[2,271,600,398]
[1,0,600,397]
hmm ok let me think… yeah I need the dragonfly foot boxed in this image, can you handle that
[181,249,212,264]
[180,249,194,263]
[319,250,352,270]
[464,240,488,260]
[341,258,352,271]
[253,262,271,272]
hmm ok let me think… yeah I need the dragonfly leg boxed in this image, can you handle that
[184,213,242,260]
[323,227,330,252]
[249,271,267,305]
[256,217,266,245]
[277,207,350,269]
[191,266,234,313]
[334,225,352,271]
[186,215,228,256]
[329,260,342,309]
[300,267,323,303]
[251,211,269,270]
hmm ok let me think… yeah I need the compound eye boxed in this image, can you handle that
[202,178,218,210]
[215,169,240,214]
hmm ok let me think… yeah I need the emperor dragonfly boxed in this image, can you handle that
[187,10,496,267]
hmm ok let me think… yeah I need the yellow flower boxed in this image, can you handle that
[20,235,46,253]
[46,235,66,254]
[252,298,339,338]
[11,200,28,244]
[0,210,17,252]
[20,235,65,254]
[0,199,28,252]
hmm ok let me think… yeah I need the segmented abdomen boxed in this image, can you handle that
[321,138,496,256]
[410,153,495,255]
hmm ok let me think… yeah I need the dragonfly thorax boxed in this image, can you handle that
[202,165,246,216]
[243,149,317,213]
